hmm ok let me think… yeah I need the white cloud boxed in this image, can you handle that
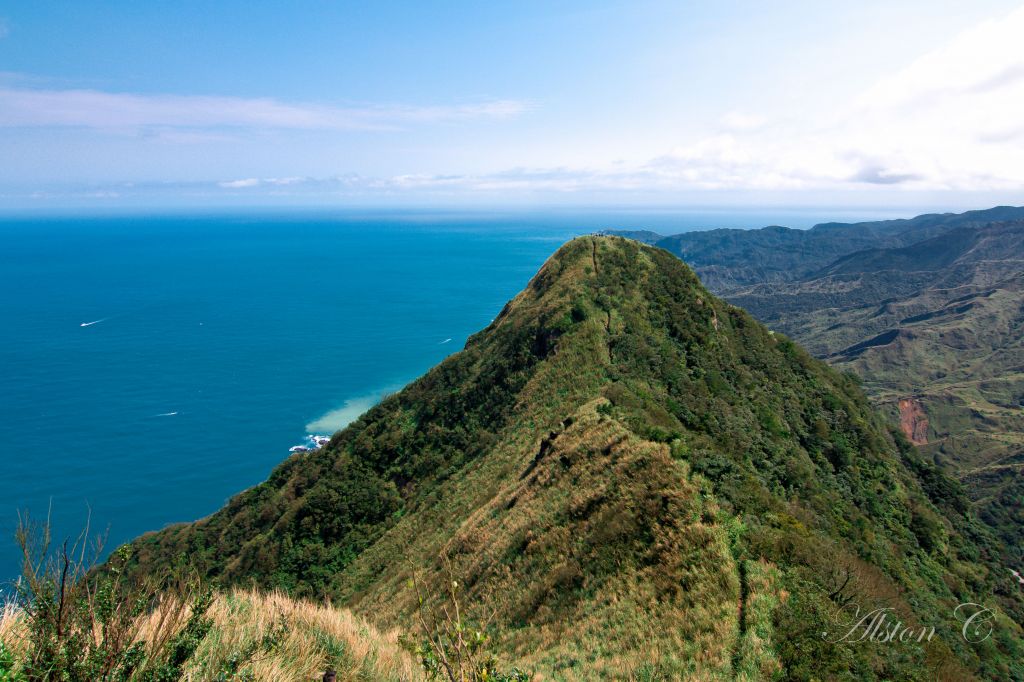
[218,176,308,189]
[559,4,1024,194]
[720,111,766,132]
[857,7,1024,108]
[269,4,1024,197]
[218,178,261,189]
[825,4,1024,190]
[0,87,531,131]
[8,5,1023,200]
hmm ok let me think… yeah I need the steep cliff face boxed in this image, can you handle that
[127,237,1023,679]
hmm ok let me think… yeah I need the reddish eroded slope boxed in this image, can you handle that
[898,397,929,445]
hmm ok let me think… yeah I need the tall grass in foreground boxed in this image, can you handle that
[182,589,419,681]
[0,513,420,681]
[1,588,420,681]
[1,511,219,681]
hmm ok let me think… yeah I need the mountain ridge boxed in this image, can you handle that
[607,209,1024,572]
[126,236,1023,679]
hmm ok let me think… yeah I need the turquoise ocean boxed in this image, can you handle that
[0,208,904,582]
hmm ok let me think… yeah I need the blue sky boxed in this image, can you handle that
[1,1,1023,209]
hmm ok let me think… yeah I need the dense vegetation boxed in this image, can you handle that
[711,220,1024,569]
[121,236,1022,679]
[611,208,1024,573]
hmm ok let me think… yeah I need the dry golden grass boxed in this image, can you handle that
[351,399,745,679]
[0,598,28,662]
[190,589,418,681]
[0,589,419,681]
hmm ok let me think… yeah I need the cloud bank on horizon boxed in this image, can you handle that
[1,1,1023,206]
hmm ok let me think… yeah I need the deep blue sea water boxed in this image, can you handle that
[0,207,908,582]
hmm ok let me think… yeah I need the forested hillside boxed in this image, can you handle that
[126,236,1023,680]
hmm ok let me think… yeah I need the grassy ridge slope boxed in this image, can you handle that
[0,589,417,681]
[128,237,1022,679]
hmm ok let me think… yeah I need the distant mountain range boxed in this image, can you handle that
[610,206,1024,291]
[606,206,1024,568]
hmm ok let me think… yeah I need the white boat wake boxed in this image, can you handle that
[80,318,107,327]
[154,411,178,417]
[439,337,452,344]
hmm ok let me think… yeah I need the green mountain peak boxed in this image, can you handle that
[128,235,1023,679]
